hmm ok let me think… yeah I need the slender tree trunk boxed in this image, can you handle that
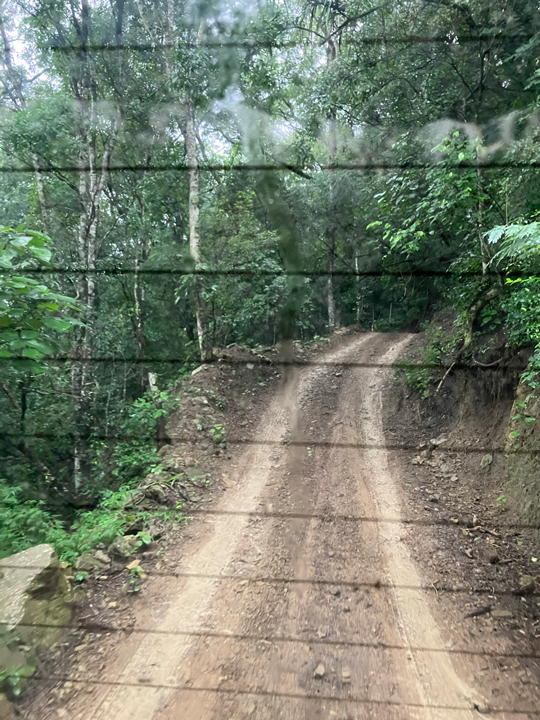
[477,165,489,277]
[71,105,123,494]
[326,38,338,333]
[32,155,48,225]
[148,373,171,449]
[355,253,362,325]
[460,150,495,353]
[133,258,149,392]
[185,100,212,361]
[326,252,336,330]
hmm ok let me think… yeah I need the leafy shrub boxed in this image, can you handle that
[48,488,133,563]
[89,390,179,489]
[0,226,79,370]
[401,321,460,398]
[0,480,133,562]
[0,482,65,558]
[209,423,226,443]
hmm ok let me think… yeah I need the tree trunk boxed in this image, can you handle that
[477,165,490,277]
[326,37,338,333]
[326,252,336,331]
[148,373,171,449]
[463,287,500,349]
[133,259,149,392]
[32,155,48,225]
[185,100,212,362]
[70,106,123,495]
[355,253,362,325]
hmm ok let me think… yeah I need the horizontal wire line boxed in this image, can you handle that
[103,506,540,531]
[1,161,539,174]
[1,621,537,660]
[2,267,540,278]
[0,505,537,529]
[0,357,529,368]
[7,673,538,714]
[183,508,540,531]
[1,433,538,460]
[0,567,537,597]
[48,33,536,52]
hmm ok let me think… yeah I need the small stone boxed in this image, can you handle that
[246,363,255,370]
[185,457,196,467]
[108,602,117,609]
[474,702,491,714]
[341,668,351,683]
[518,575,536,594]
[144,484,168,505]
[480,454,493,469]
[75,552,104,572]
[329,586,341,597]
[94,550,111,565]
[124,518,144,535]
[491,609,513,619]
[313,663,325,679]
[146,521,164,540]
[108,535,136,560]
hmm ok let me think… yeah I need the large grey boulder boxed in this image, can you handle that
[0,545,73,700]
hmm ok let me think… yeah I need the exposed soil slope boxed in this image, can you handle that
[21,333,539,720]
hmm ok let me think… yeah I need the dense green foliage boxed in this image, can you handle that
[1,0,540,558]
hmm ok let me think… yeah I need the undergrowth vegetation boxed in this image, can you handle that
[2,0,540,559]
[401,320,462,398]
[0,388,180,561]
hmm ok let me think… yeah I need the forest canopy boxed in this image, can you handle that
[1,0,540,556]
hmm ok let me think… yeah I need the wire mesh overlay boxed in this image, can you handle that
[2,14,540,720]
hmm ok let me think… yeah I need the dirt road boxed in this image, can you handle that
[63,333,523,720]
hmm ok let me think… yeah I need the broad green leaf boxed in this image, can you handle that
[43,317,73,332]
[22,348,44,359]
[30,247,52,262]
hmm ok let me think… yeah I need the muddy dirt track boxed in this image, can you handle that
[61,333,533,720]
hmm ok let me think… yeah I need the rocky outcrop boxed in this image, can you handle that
[108,535,136,560]
[0,545,73,703]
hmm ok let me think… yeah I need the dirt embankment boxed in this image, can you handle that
[383,333,540,716]
[18,331,540,720]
